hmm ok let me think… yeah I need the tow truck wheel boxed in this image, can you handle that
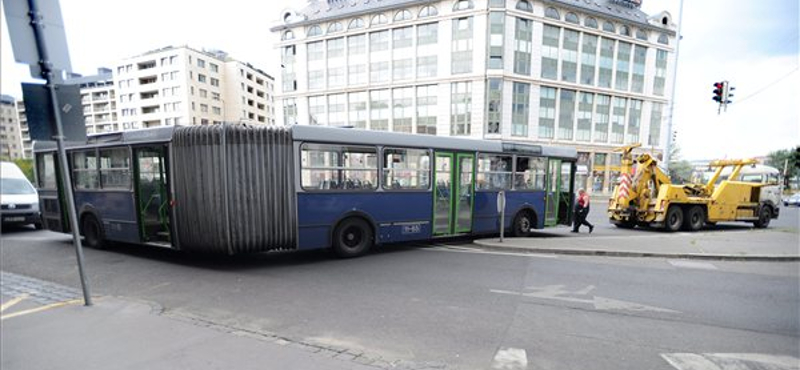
[665,206,684,232]
[683,206,705,231]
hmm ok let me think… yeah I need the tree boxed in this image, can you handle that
[766,147,799,190]
[667,145,693,183]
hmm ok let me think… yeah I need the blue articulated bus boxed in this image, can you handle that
[34,124,577,257]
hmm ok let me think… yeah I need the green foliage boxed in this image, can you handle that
[667,145,693,183]
[766,147,800,189]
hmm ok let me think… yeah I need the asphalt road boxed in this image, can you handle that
[1,207,799,369]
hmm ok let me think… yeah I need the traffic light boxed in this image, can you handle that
[712,82,724,104]
[724,83,735,105]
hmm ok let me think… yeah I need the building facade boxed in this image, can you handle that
[271,0,677,193]
[114,46,275,130]
[0,95,24,159]
[69,68,120,134]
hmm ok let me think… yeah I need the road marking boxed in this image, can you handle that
[0,299,82,321]
[661,353,800,370]
[491,347,528,370]
[1,294,29,312]
[423,246,557,258]
[491,285,680,314]
[668,260,718,270]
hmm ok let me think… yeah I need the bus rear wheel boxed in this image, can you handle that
[332,218,373,258]
[81,214,107,249]
[512,211,534,237]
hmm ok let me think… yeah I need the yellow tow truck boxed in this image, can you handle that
[608,144,780,231]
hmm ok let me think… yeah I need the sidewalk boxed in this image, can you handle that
[0,272,388,370]
[473,229,800,261]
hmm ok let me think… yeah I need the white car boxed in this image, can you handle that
[784,193,800,207]
[1,162,42,229]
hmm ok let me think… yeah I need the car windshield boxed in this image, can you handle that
[1,178,36,195]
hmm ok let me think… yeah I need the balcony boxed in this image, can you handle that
[139,76,157,85]
[140,91,158,100]
[137,60,156,70]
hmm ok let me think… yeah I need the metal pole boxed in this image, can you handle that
[664,0,685,172]
[27,0,92,306]
[498,190,505,243]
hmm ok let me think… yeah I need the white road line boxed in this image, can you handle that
[423,246,557,258]
[491,347,528,370]
[661,353,800,370]
[668,260,718,270]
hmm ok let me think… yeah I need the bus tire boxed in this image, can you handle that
[753,206,771,229]
[683,206,705,231]
[664,206,683,232]
[512,211,534,237]
[332,217,373,258]
[81,214,107,249]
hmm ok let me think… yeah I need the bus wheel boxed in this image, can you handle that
[683,206,705,231]
[332,218,373,258]
[664,206,683,232]
[753,206,771,229]
[512,211,534,237]
[81,214,107,249]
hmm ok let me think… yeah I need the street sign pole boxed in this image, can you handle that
[25,0,92,306]
[497,190,506,243]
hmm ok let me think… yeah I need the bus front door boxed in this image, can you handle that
[545,159,561,226]
[134,146,171,244]
[433,152,474,236]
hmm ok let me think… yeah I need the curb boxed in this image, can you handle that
[471,241,800,261]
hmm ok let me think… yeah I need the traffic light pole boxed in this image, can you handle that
[664,0,684,172]
[26,0,92,306]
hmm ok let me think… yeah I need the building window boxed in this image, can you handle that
[516,0,532,12]
[282,30,294,40]
[565,12,579,24]
[197,74,207,83]
[349,64,367,85]
[489,0,505,7]
[486,78,502,134]
[328,67,345,87]
[577,92,593,142]
[627,99,642,144]
[393,26,413,49]
[615,42,631,91]
[513,17,532,74]
[307,25,323,37]
[197,58,206,68]
[658,33,669,45]
[370,30,389,51]
[594,94,610,143]
[453,0,473,11]
[541,25,560,80]
[580,34,597,85]
[393,58,413,81]
[649,102,663,146]
[349,18,364,29]
[392,87,413,133]
[416,85,437,135]
[309,95,325,125]
[417,22,438,45]
[370,90,389,131]
[282,46,297,92]
[611,97,626,144]
[308,70,324,89]
[636,29,648,41]
[200,104,209,113]
[308,41,324,61]
[370,61,389,83]
[561,29,579,82]
[210,78,219,87]
[371,14,388,26]
[619,25,631,37]
[394,10,412,22]
[327,37,344,58]
[212,106,222,115]
[419,5,438,17]
[584,17,598,29]
[654,49,668,96]
[328,94,346,127]
[598,38,614,88]
[603,22,615,33]
[557,89,575,140]
[450,82,471,135]
[348,92,367,129]
[631,45,647,93]
[210,63,218,73]
[283,98,297,126]
[538,86,556,139]
[512,82,530,137]
[328,22,343,33]
[545,7,560,19]
[451,17,473,74]
[488,12,505,70]
[347,35,366,57]
[417,55,438,78]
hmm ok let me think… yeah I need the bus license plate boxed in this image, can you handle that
[402,224,421,234]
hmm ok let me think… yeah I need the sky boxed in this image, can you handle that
[1,0,798,161]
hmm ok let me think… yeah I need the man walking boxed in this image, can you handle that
[572,189,594,233]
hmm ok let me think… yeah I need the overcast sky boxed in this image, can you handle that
[2,0,798,160]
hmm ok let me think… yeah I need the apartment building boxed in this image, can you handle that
[0,95,24,159]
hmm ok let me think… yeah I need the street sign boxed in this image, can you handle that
[497,190,506,243]
[22,83,85,141]
[3,0,72,76]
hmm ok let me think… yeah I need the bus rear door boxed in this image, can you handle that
[133,146,171,245]
[433,152,475,236]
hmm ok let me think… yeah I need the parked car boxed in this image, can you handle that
[1,161,42,229]
[783,193,800,207]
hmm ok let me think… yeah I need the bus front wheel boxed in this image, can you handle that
[81,214,107,249]
[332,218,373,258]
[512,211,534,237]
